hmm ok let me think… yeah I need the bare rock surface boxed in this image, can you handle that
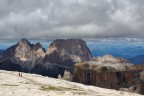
[44,39,92,72]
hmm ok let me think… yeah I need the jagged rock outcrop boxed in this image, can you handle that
[2,39,46,72]
[44,39,92,72]
[73,55,144,94]
[3,39,46,60]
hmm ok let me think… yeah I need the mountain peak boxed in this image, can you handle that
[34,42,42,48]
[18,38,31,46]
[33,42,46,52]
[20,38,29,42]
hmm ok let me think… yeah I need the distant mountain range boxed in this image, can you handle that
[129,55,144,64]
[87,38,144,59]
[0,49,4,55]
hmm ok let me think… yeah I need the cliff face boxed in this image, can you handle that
[73,55,144,94]
[73,63,144,94]
[44,39,92,72]
[73,65,138,88]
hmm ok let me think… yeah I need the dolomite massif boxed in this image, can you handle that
[1,38,91,77]
[1,38,144,95]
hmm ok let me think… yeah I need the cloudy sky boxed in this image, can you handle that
[0,0,144,40]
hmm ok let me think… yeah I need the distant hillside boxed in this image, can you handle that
[0,49,4,55]
[129,55,144,64]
